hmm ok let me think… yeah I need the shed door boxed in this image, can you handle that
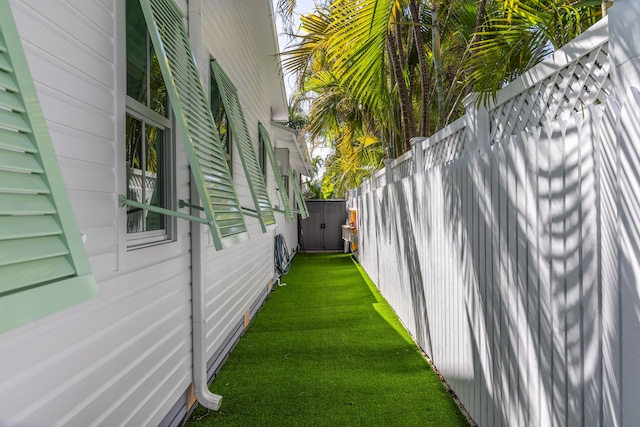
[302,201,324,250]
[322,201,346,250]
[301,200,347,251]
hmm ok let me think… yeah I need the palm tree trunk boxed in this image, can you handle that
[387,30,416,153]
[394,20,406,73]
[409,0,430,137]
[456,0,486,105]
[386,57,401,158]
[473,0,486,46]
[431,1,445,130]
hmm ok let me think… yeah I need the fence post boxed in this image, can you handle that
[609,0,640,97]
[609,3,640,425]
[463,93,491,150]
[411,137,425,173]
[384,158,393,185]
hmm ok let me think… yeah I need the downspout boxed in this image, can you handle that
[191,214,222,410]
[188,0,223,411]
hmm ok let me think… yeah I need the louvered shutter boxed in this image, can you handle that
[0,0,98,333]
[139,0,248,250]
[258,124,294,221]
[289,170,309,219]
[211,60,276,232]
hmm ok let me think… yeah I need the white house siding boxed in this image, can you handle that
[0,0,298,426]
[196,0,297,369]
[0,0,196,425]
[269,122,308,255]
[201,0,274,215]
[277,211,299,256]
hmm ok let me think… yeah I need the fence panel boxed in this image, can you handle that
[352,87,640,427]
[619,88,640,424]
[579,106,602,427]
[348,14,640,425]
[598,97,621,427]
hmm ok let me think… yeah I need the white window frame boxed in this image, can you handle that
[124,0,176,249]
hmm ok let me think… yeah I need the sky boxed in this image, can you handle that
[272,0,317,99]
[271,0,332,169]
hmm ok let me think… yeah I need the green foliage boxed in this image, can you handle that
[286,104,307,130]
[304,156,326,199]
[305,181,324,199]
[325,0,398,114]
[322,130,386,198]
[464,0,603,105]
[280,0,602,196]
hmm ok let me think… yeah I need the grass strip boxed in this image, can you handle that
[186,253,469,426]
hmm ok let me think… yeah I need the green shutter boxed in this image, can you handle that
[289,170,309,219]
[298,172,309,218]
[138,0,249,249]
[211,60,276,232]
[258,123,294,222]
[0,0,98,333]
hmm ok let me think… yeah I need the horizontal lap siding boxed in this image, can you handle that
[277,210,299,257]
[270,132,299,254]
[203,232,272,360]
[0,1,193,426]
[199,0,275,366]
[201,0,276,213]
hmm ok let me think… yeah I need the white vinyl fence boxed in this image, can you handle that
[350,9,640,426]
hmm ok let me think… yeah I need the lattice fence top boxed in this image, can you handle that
[374,168,387,188]
[356,17,612,194]
[423,119,468,170]
[391,151,414,181]
[488,19,610,144]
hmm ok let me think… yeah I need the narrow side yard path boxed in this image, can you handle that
[186,253,469,426]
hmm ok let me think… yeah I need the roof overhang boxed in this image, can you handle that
[244,0,289,121]
[270,121,312,178]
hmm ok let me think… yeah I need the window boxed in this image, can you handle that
[125,0,173,245]
[126,0,249,250]
[210,68,232,171]
[210,60,276,231]
[258,124,294,221]
[290,169,309,218]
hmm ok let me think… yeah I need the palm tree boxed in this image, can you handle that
[464,0,603,104]
[325,0,415,149]
[409,0,430,135]
[292,68,386,198]
[321,129,386,198]
[280,0,481,196]
[316,0,483,143]
[277,0,602,197]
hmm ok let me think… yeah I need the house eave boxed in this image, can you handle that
[270,120,312,178]
[245,0,289,121]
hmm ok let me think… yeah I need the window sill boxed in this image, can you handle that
[126,230,171,250]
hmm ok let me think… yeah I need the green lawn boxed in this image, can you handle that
[186,253,469,426]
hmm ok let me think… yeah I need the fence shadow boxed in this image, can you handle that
[353,86,640,425]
